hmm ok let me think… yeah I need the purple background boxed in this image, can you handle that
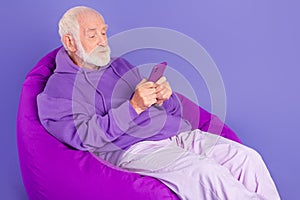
[0,1,299,199]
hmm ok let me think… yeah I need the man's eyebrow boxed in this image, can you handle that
[86,28,97,32]
[86,25,108,32]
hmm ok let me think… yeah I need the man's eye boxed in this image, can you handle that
[89,35,96,38]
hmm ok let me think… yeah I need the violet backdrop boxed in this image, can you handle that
[0,0,299,199]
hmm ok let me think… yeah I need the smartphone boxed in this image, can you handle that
[148,62,167,82]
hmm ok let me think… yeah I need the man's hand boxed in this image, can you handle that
[130,79,158,114]
[130,77,172,114]
[155,76,172,106]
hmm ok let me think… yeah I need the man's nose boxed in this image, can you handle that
[97,35,107,46]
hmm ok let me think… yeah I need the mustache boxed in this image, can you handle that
[92,45,110,53]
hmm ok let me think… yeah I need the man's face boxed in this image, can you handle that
[76,12,111,67]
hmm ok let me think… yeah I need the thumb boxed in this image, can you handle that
[156,76,167,85]
[136,78,147,89]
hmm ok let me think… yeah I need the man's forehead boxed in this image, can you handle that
[78,11,105,24]
[78,16,107,31]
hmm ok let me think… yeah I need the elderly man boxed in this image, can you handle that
[37,6,280,200]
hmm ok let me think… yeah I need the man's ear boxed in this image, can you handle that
[62,35,77,52]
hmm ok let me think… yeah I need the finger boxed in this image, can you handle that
[156,99,164,106]
[145,93,157,100]
[140,81,157,89]
[137,80,157,91]
[156,81,171,91]
[137,87,157,96]
[157,88,172,100]
[155,76,167,85]
[138,92,157,105]
[156,87,166,99]
[156,84,171,96]
[144,97,157,107]
[155,84,166,93]
[136,78,147,89]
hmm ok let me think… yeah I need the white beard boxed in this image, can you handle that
[76,40,111,68]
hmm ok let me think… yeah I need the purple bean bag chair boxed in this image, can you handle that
[17,47,241,200]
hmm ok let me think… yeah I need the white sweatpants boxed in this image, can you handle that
[117,129,280,200]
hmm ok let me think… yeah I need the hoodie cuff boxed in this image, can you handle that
[128,100,139,119]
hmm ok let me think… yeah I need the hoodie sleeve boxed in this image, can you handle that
[37,93,139,152]
[160,92,184,117]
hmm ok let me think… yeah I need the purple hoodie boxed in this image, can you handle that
[37,47,192,158]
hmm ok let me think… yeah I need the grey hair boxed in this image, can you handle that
[58,6,103,49]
